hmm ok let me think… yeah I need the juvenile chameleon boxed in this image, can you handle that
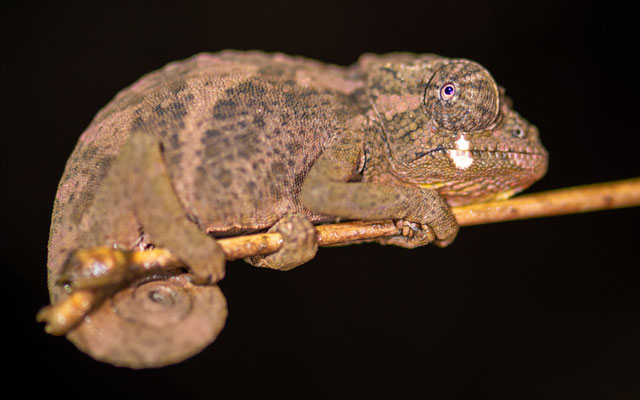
[43,51,548,367]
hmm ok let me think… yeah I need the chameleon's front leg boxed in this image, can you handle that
[301,132,458,248]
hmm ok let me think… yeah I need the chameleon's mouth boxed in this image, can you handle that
[418,145,548,172]
[421,145,546,158]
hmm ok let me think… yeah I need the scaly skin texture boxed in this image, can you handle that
[46,51,547,367]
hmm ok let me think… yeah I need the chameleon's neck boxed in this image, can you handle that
[361,118,407,186]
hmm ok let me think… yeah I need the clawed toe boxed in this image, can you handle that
[378,220,437,249]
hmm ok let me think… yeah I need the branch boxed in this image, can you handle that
[38,178,640,335]
[221,177,640,259]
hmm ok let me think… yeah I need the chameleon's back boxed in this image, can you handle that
[48,51,366,289]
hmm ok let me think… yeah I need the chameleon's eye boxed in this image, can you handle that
[511,127,525,138]
[440,83,456,100]
[424,61,500,132]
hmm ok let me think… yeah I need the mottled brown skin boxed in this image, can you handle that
[46,51,547,367]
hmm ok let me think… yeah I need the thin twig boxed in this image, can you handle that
[220,177,640,259]
[38,178,640,335]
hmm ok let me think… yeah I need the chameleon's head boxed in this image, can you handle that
[360,54,548,206]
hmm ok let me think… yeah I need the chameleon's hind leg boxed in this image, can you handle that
[41,131,229,368]
[123,131,226,284]
[245,213,318,271]
[58,131,226,291]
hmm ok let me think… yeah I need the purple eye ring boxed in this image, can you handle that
[440,83,456,100]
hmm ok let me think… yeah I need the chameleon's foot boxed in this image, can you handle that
[245,214,318,271]
[378,220,436,248]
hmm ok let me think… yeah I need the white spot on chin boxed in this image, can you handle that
[447,136,474,170]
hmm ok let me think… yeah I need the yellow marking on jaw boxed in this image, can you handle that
[486,189,518,201]
[418,184,518,203]
[419,182,447,190]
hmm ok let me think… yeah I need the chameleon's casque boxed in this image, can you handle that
[44,51,547,368]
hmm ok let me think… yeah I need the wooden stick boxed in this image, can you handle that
[38,178,640,334]
[36,290,102,335]
[452,177,640,225]
[221,177,640,259]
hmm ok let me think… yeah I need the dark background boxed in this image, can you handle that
[4,0,639,398]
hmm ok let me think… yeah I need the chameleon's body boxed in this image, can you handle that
[45,51,547,367]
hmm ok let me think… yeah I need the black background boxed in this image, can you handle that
[5,1,640,398]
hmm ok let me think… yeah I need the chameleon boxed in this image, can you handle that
[42,51,548,368]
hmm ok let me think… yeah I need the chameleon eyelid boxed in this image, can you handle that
[511,127,526,138]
